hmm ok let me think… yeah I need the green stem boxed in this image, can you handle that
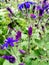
[11,47,17,59]
[28,37,30,54]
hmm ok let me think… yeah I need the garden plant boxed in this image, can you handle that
[0,0,49,65]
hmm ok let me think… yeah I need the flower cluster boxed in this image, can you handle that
[18,0,49,19]
[0,31,21,63]
[2,30,22,49]
[2,37,18,49]
[18,1,36,10]
[0,25,32,64]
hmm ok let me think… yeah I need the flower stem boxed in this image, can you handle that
[11,47,17,59]
[28,37,30,54]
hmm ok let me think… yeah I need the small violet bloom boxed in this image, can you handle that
[19,49,26,54]
[43,3,49,10]
[28,26,32,37]
[7,7,14,15]
[16,31,21,40]
[2,37,17,49]
[30,14,37,19]
[2,55,16,63]
[18,3,24,10]
[37,5,42,10]
[24,2,30,9]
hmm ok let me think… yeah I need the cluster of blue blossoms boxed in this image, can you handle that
[18,1,36,10]
[18,0,49,18]
[6,0,49,19]
[0,26,32,65]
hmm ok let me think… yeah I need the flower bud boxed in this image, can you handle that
[28,26,32,37]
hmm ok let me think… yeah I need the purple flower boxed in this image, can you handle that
[2,55,16,63]
[39,8,44,16]
[2,37,17,49]
[42,3,49,10]
[30,14,36,19]
[19,49,26,54]
[16,31,21,40]
[37,5,42,10]
[24,1,36,9]
[2,43,8,49]
[18,3,24,10]
[7,7,13,15]
[28,26,32,36]
[24,2,30,9]
[19,62,25,65]
[18,1,36,10]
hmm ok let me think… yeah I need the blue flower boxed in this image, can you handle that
[24,2,30,9]
[2,55,16,63]
[18,1,36,10]
[2,37,18,49]
[24,1,36,9]
[18,3,24,10]
[2,43,8,49]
